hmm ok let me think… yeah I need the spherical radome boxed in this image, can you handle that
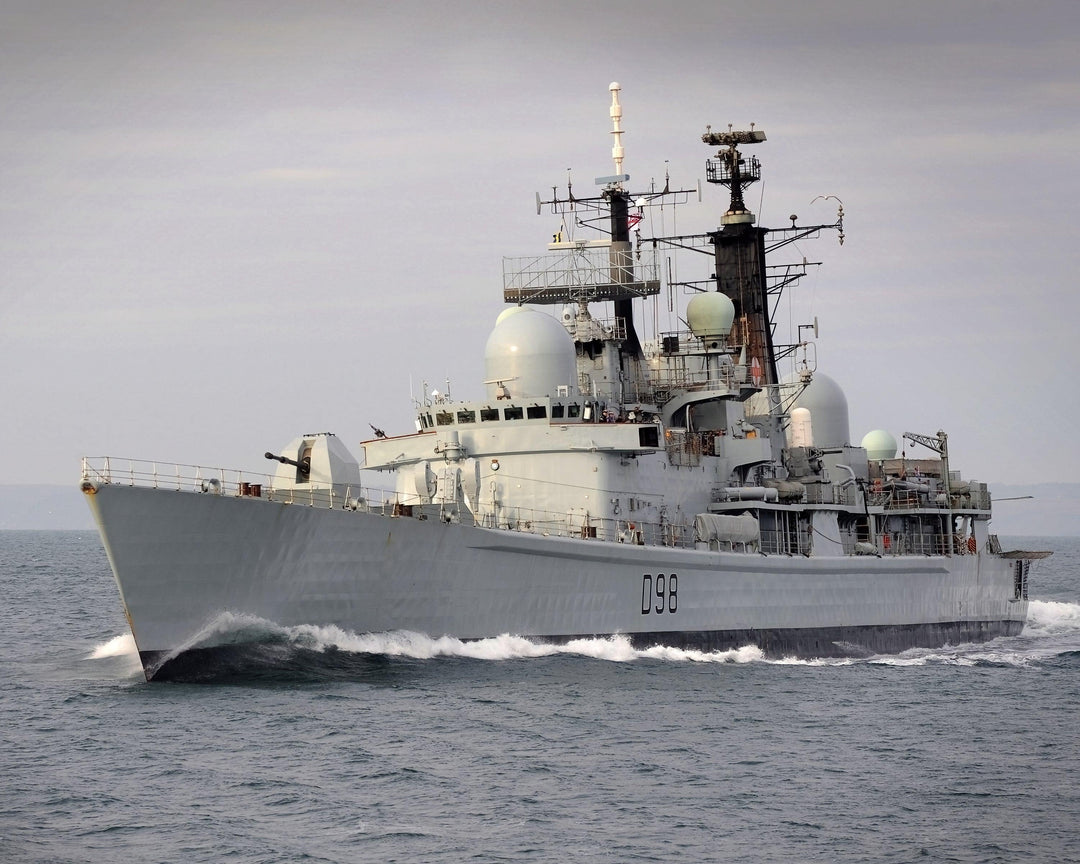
[495,306,528,326]
[686,292,735,342]
[861,429,898,461]
[484,308,578,401]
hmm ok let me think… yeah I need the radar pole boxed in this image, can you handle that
[606,83,642,359]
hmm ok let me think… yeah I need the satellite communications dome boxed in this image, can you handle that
[495,305,528,326]
[861,429,898,461]
[484,307,578,401]
[686,292,736,343]
[782,371,851,448]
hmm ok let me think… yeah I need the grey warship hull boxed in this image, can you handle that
[84,481,1027,679]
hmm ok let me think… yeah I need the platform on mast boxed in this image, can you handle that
[502,245,661,305]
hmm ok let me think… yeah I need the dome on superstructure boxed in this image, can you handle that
[788,406,814,448]
[789,371,850,448]
[861,429,898,461]
[686,292,735,343]
[752,370,850,447]
[496,305,528,326]
[484,307,578,401]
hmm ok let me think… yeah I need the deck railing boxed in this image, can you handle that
[79,456,699,549]
[81,456,980,558]
[866,487,992,512]
[80,456,394,511]
[842,529,980,557]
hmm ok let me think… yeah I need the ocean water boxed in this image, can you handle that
[1,532,1078,864]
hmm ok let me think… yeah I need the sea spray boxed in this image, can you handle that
[87,632,137,659]
[87,596,1080,673]
[1025,598,1080,637]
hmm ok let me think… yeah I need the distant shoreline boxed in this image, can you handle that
[0,485,95,531]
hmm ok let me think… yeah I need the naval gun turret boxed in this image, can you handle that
[265,433,364,506]
[265,450,310,477]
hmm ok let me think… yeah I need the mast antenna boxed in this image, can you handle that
[609,82,625,188]
[703,123,766,224]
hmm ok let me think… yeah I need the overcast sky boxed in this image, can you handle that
[2,0,1078,489]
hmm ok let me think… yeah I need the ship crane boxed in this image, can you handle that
[904,430,951,496]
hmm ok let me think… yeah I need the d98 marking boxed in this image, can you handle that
[641,574,678,614]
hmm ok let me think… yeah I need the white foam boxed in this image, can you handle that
[105,595,1080,673]
[767,655,857,667]
[283,627,766,664]
[870,650,985,668]
[1025,599,1080,637]
[87,632,138,659]
[155,613,767,665]
[862,600,1080,667]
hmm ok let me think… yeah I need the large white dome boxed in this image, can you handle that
[752,370,851,447]
[484,308,578,401]
[495,305,527,326]
[789,371,850,448]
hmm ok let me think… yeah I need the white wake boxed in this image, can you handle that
[87,597,1080,671]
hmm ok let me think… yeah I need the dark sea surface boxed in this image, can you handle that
[1,531,1078,864]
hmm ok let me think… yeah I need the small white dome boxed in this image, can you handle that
[484,308,578,401]
[861,429,898,461]
[788,406,814,447]
[686,292,735,343]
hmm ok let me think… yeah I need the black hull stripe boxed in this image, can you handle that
[622,619,1025,658]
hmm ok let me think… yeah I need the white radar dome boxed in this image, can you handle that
[495,305,528,326]
[484,308,578,401]
[686,292,736,343]
[786,371,850,448]
[861,429,898,461]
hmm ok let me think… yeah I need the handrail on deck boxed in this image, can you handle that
[80,456,984,558]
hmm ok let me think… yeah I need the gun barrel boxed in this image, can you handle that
[264,451,310,475]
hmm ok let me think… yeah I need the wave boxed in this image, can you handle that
[1025,598,1080,637]
[84,632,145,679]
[863,598,1080,668]
[157,612,768,666]
[88,597,1080,678]
[87,633,138,659]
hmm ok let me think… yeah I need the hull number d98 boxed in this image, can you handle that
[641,574,678,614]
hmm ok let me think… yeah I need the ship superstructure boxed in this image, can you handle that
[81,83,1045,680]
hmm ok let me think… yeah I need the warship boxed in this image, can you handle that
[82,83,1046,681]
